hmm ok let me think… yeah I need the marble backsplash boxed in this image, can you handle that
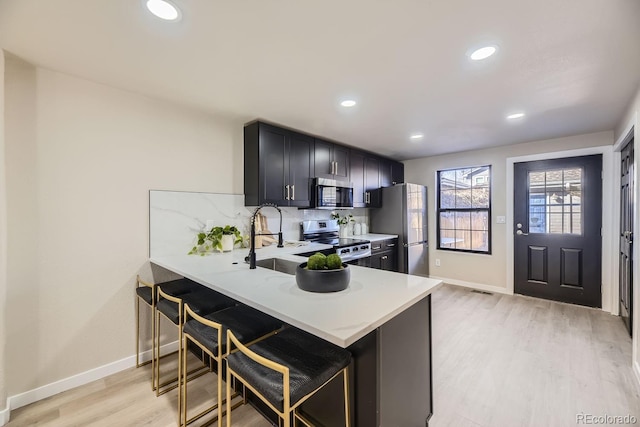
[149,190,369,257]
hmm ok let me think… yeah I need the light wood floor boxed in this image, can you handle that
[6,284,640,426]
[431,285,640,427]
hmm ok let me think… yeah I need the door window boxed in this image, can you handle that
[528,168,582,235]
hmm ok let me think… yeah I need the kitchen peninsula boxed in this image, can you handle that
[151,244,442,426]
[149,190,441,425]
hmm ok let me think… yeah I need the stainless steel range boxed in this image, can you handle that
[300,219,371,263]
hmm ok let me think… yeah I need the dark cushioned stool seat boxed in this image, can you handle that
[183,305,282,355]
[136,286,153,305]
[226,327,351,412]
[157,289,236,324]
[136,278,202,305]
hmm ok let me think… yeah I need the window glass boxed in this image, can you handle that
[437,166,491,254]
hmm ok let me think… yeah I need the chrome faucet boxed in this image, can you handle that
[246,203,284,269]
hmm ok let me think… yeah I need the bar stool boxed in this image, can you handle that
[181,304,283,427]
[155,286,236,400]
[135,276,201,386]
[225,327,352,427]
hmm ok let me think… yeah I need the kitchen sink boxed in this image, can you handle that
[255,258,300,275]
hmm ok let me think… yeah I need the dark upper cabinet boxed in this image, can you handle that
[391,161,404,185]
[315,139,350,181]
[351,149,404,208]
[364,156,381,207]
[350,150,366,207]
[351,149,383,207]
[380,158,405,187]
[244,122,314,207]
[245,120,402,208]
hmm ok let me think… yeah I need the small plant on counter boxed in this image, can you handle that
[305,252,344,270]
[188,225,243,255]
[330,212,354,226]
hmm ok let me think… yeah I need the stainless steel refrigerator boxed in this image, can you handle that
[370,183,429,276]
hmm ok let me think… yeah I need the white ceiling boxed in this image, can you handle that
[1,0,639,160]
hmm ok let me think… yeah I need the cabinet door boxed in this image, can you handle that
[391,161,404,184]
[369,252,383,270]
[260,126,288,204]
[333,145,351,181]
[288,132,314,207]
[385,239,399,272]
[380,252,394,271]
[364,156,380,207]
[314,139,334,179]
[379,158,393,187]
[350,150,366,207]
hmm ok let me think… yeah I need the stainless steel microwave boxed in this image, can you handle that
[312,178,354,209]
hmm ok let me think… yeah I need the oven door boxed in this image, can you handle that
[346,256,370,267]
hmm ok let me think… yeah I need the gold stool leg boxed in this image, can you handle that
[343,368,350,427]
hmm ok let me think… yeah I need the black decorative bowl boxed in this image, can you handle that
[296,262,350,293]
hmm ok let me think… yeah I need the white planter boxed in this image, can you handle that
[221,234,234,252]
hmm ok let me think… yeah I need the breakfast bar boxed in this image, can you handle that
[151,245,442,426]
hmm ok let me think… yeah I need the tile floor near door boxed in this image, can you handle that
[5,284,640,426]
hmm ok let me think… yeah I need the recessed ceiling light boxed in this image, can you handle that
[469,46,497,61]
[145,0,181,21]
[506,112,525,120]
[410,133,424,140]
[340,100,357,107]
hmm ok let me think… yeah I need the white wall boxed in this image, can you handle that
[3,56,245,401]
[0,50,9,422]
[614,84,640,385]
[404,131,612,294]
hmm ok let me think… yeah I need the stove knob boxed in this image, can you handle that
[353,247,359,252]
[340,249,349,254]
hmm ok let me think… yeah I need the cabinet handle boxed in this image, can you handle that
[386,243,396,247]
[372,244,381,250]
[285,185,290,200]
[365,192,370,204]
[291,185,295,200]
[334,161,338,175]
[382,255,388,260]
[332,161,336,175]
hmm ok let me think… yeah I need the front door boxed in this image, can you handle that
[620,138,634,335]
[514,155,603,307]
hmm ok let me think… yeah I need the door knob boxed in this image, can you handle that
[516,230,529,236]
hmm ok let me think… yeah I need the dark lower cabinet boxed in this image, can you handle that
[298,295,433,427]
[369,238,399,272]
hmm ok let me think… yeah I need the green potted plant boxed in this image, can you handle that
[331,212,354,237]
[296,252,350,292]
[189,225,243,255]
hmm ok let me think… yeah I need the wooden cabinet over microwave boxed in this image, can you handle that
[244,121,314,207]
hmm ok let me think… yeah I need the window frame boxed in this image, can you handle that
[436,165,492,254]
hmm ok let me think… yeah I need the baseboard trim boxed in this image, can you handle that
[429,275,511,295]
[4,340,179,419]
[0,401,10,427]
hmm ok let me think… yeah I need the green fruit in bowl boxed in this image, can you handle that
[326,253,343,270]
[307,253,327,270]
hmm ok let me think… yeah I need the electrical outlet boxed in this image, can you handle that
[435,259,441,267]
[496,216,506,224]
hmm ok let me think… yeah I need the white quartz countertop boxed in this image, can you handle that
[358,233,398,242]
[150,244,441,348]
